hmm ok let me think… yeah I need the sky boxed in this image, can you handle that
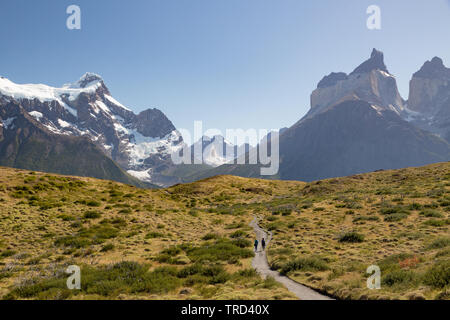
[1,0,450,136]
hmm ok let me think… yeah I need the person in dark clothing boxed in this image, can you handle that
[254,239,259,252]
[261,238,266,251]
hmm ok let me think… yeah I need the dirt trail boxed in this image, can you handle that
[250,218,333,300]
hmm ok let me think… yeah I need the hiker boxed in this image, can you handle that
[261,238,266,251]
[254,239,259,252]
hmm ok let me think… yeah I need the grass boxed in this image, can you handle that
[0,163,449,300]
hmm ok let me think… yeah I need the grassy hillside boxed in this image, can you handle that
[0,162,449,300]
[0,168,295,300]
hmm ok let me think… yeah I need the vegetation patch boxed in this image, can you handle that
[338,232,364,243]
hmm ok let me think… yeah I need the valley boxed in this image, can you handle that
[0,162,448,300]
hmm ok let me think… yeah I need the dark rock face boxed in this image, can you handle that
[317,72,348,89]
[309,49,404,118]
[407,57,450,142]
[76,72,106,89]
[350,48,389,75]
[279,100,450,181]
[132,109,176,138]
[412,57,450,79]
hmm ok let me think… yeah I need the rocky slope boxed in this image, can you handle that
[0,100,149,187]
[309,49,404,119]
[405,57,450,142]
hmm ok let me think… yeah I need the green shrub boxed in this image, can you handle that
[186,239,253,263]
[100,244,115,252]
[427,237,450,250]
[237,268,258,278]
[83,211,101,219]
[380,205,409,215]
[54,236,90,248]
[86,200,101,207]
[353,215,380,223]
[262,276,280,289]
[267,222,282,231]
[230,230,246,238]
[202,233,219,241]
[146,232,164,239]
[424,219,450,227]
[231,238,251,248]
[420,210,443,218]
[0,250,17,258]
[338,232,364,243]
[423,261,450,288]
[279,256,328,275]
[382,269,415,287]
[384,213,408,222]
[79,225,119,241]
[408,203,423,210]
[188,210,199,217]
[57,214,75,221]
[224,222,244,229]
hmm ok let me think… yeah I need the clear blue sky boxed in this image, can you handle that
[1,0,450,135]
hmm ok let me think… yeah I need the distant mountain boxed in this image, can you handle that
[277,99,450,181]
[190,135,249,167]
[405,57,450,142]
[0,73,182,186]
[190,49,450,182]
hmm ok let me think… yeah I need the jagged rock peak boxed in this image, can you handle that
[134,108,176,138]
[350,48,389,75]
[413,57,450,79]
[75,72,104,88]
[317,72,348,89]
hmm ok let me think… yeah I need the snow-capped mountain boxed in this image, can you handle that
[0,73,183,186]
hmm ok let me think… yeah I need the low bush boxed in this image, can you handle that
[382,269,415,287]
[424,219,450,227]
[423,261,450,288]
[279,256,328,275]
[384,213,408,222]
[83,211,101,219]
[338,232,364,243]
[145,232,164,239]
[0,250,17,258]
[185,239,253,263]
[202,233,219,241]
[229,230,246,239]
[427,237,450,250]
[420,210,443,218]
